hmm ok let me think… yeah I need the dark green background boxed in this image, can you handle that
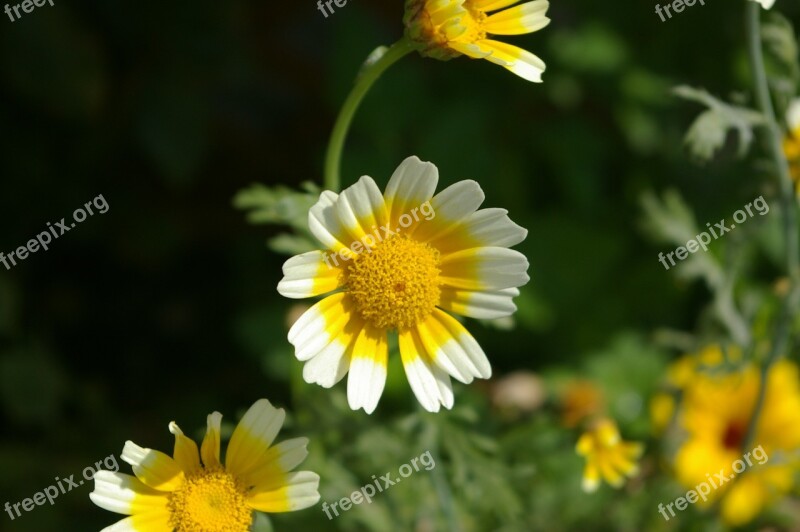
[0,0,798,530]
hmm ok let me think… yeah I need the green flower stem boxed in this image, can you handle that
[743,1,800,451]
[323,38,415,192]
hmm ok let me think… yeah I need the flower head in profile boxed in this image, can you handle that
[576,418,644,492]
[90,399,320,531]
[661,346,800,526]
[278,156,529,414]
[783,98,800,193]
[404,0,551,82]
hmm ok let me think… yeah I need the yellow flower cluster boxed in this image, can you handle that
[652,346,800,525]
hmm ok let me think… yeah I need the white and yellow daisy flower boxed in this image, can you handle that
[749,0,775,9]
[90,399,320,531]
[278,156,530,414]
[404,0,551,82]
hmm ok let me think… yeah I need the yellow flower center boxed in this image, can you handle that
[346,235,441,330]
[167,467,252,532]
[458,3,488,43]
[404,0,488,60]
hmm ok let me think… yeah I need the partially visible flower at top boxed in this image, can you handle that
[404,0,551,82]
[576,418,644,493]
[783,98,800,193]
[90,399,320,531]
[749,0,775,8]
[278,156,529,414]
[654,346,800,526]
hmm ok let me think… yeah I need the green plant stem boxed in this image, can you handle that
[742,1,800,451]
[418,406,461,532]
[323,38,415,192]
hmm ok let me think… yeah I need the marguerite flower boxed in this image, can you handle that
[783,98,800,192]
[278,156,529,414]
[576,418,644,492]
[90,399,320,531]
[404,0,551,82]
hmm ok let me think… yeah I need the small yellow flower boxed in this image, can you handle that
[783,98,800,193]
[90,399,320,531]
[662,347,800,526]
[278,156,529,413]
[404,0,551,82]
[575,418,644,492]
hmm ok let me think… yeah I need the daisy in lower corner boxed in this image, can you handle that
[278,156,530,414]
[90,399,320,531]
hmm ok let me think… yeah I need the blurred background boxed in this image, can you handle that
[1,0,799,530]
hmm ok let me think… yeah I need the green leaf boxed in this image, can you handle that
[673,85,765,160]
[233,182,320,233]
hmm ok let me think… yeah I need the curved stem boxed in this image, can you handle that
[323,38,415,192]
[742,1,800,451]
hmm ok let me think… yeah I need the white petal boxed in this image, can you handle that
[308,191,354,256]
[277,251,342,299]
[439,287,520,319]
[346,325,388,414]
[302,336,353,387]
[89,471,167,516]
[440,247,530,290]
[248,471,321,512]
[335,175,388,245]
[417,309,492,383]
[99,514,172,532]
[476,39,546,83]
[121,441,184,491]
[384,156,439,229]
[430,207,527,254]
[288,293,351,362]
[411,180,486,242]
[399,328,454,412]
[226,399,286,477]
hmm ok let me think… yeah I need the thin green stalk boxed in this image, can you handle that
[418,406,461,532]
[742,1,800,451]
[323,38,415,191]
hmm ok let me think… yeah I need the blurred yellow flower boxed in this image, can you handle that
[90,400,320,531]
[576,418,644,493]
[783,98,800,193]
[404,0,551,82]
[278,156,529,414]
[560,379,604,428]
[662,347,800,526]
